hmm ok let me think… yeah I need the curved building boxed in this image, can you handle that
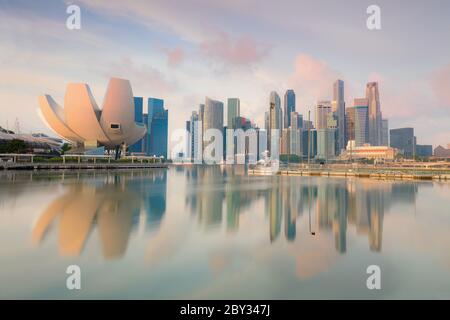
[38,78,146,150]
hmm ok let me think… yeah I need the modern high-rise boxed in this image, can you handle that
[203,97,224,151]
[269,91,282,155]
[317,128,336,160]
[390,127,415,158]
[147,98,168,158]
[332,79,345,153]
[290,111,302,156]
[283,89,295,129]
[381,119,389,146]
[227,98,240,129]
[353,99,369,147]
[187,111,201,162]
[315,101,331,130]
[366,82,382,146]
[129,97,145,153]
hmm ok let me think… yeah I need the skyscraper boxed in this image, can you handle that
[187,111,201,162]
[269,91,282,155]
[147,98,168,158]
[390,127,415,158]
[381,119,389,146]
[227,98,240,129]
[129,96,144,153]
[283,89,295,128]
[366,82,382,146]
[203,97,224,152]
[317,128,336,160]
[352,98,369,147]
[290,111,303,156]
[332,79,345,154]
[315,100,331,130]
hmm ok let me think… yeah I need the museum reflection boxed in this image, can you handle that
[185,166,421,253]
[31,170,167,260]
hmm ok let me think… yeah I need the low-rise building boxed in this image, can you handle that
[342,141,398,160]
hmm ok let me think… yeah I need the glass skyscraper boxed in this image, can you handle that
[332,79,345,154]
[129,97,144,153]
[147,98,168,158]
[227,98,240,129]
[283,89,295,129]
[390,127,415,158]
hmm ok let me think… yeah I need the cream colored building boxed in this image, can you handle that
[342,141,398,160]
[38,78,146,150]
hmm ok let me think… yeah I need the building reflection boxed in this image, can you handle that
[184,166,419,253]
[32,170,167,260]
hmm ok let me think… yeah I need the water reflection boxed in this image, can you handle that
[30,170,167,259]
[8,166,426,261]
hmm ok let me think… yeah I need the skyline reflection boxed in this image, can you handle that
[4,167,424,261]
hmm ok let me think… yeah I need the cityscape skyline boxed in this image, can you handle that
[1,0,449,151]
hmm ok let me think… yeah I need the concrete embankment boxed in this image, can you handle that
[268,170,450,181]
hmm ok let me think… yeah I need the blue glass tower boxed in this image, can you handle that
[147,98,168,158]
[129,97,144,153]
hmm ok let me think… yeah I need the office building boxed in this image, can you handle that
[332,79,346,153]
[366,82,382,146]
[203,97,224,152]
[129,97,145,153]
[227,98,240,129]
[315,101,331,130]
[147,98,168,158]
[390,127,415,158]
[416,144,433,157]
[317,128,336,160]
[283,89,295,128]
[269,91,282,155]
[381,119,389,146]
[347,98,369,147]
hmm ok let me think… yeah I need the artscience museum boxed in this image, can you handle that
[38,77,147,155]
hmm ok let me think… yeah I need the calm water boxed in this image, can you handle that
[1,166,450,299]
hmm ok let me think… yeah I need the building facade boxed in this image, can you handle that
[147,98,168,158]
[227,98,240,129]
[390,127,415,158]
[283,89,295,129]
[332,79,346,154]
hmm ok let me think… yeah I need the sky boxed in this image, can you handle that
[0,0,449,150]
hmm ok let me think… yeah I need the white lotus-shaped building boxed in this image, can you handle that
[38,77,146,149]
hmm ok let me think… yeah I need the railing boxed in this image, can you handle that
[0,154,164,165]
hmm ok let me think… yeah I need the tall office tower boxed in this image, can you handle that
[227,98,240,129]
[187,111,200,162]
[332,79,346,153]
[351,98,369,147]
[269,91,282,155]
[390,127,415,158]
[283,89,296,128]
[290,112,303,156]
[315,100,331,130]
[381,119,389,146]
[345,107,355,144]
[203,97,224,152]
[147,98,168,158]
[366,82,382,146]
[129,97,145,153]
[199,104,205,123]
[281,128,291,154]
[264,111,270,130]
[317,128,336,160]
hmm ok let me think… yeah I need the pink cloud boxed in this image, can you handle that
[288,54,340,106]
[200,33,268,67]
[165,47,185,68]
[430,64,450,109]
